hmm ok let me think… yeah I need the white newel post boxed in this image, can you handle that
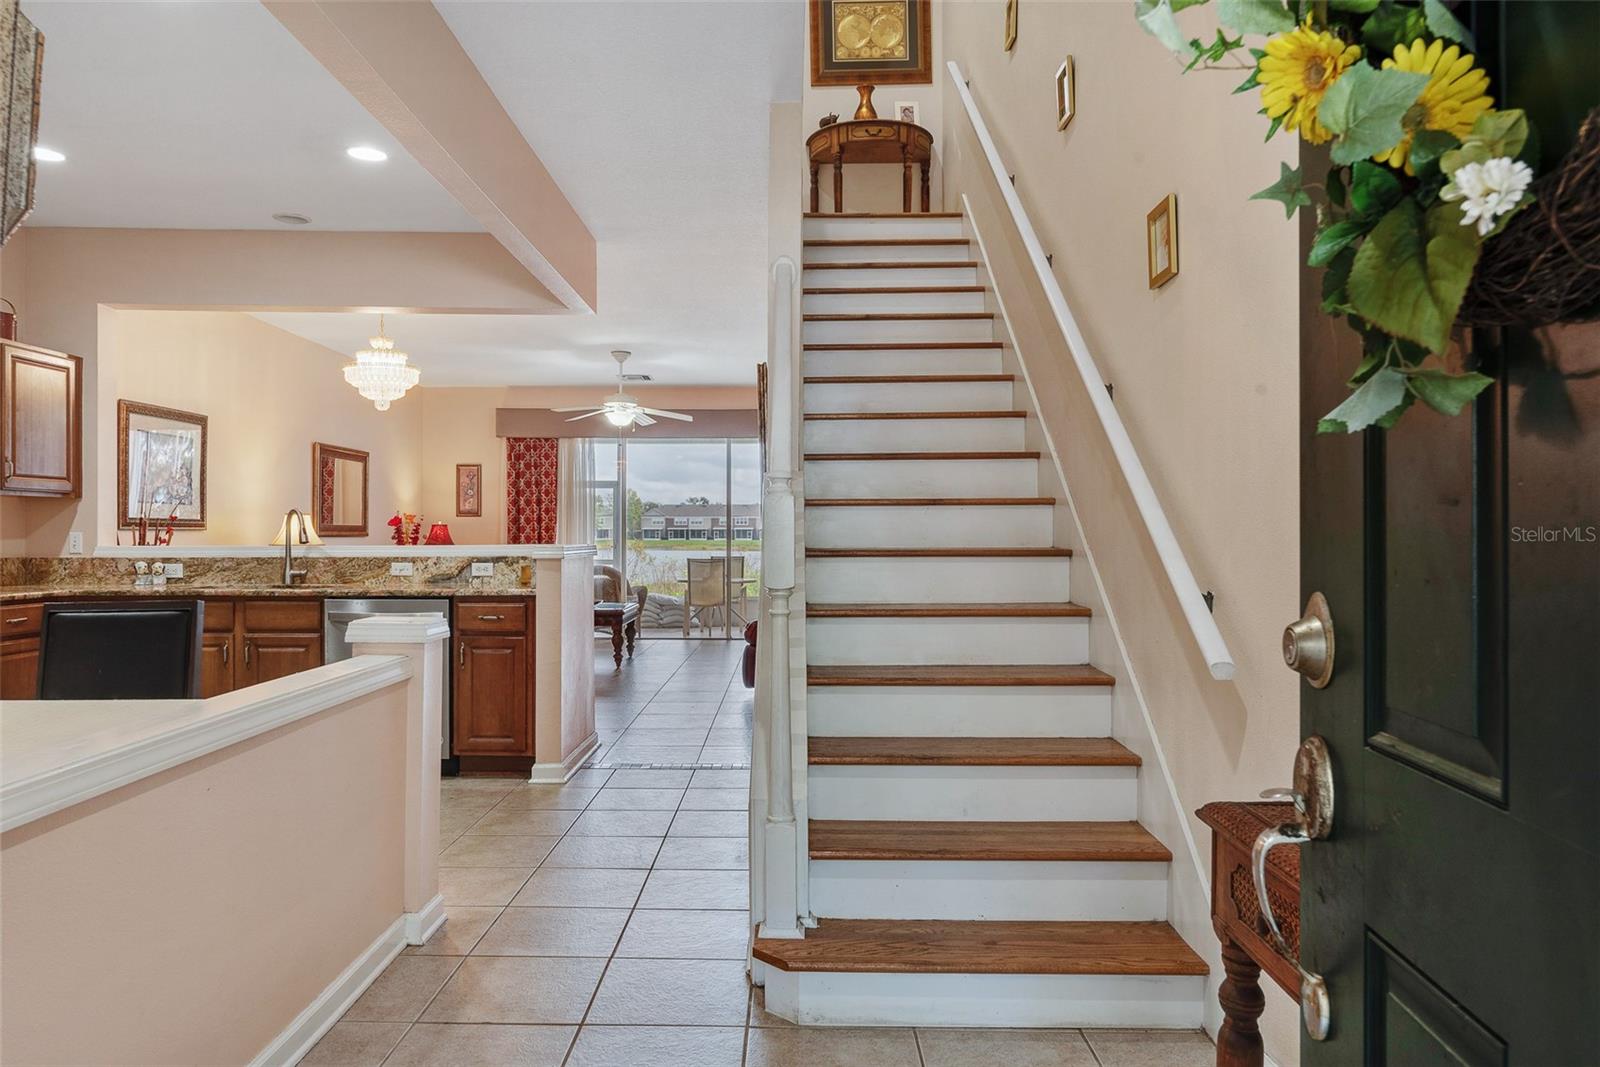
[759,255,803,940]
[348,613,451,946]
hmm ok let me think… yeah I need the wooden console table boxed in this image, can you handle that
[1196,801,1301,1067]
[806,118,933,214]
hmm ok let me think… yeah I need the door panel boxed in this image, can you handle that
[0,637,41,699]
[199,633,233,698]
[239,633,321,687]
[2,343,81,496]
[453,636,530,755]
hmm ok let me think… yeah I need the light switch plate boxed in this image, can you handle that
[471,561,494,577]
[390,561,415,577]
[165,562,185,578]
[67,531,84,554]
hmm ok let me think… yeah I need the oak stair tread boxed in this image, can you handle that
[804,238,969,247]
[803,312,994,321]
[803,374,1013,384]
[803,410,1025,421]
[809,602,1087,618]
[804,211,965,218]
[803,286,986,295]
[807,663,1113,687]
[809,820,1170,862]
[807,547,1072,558]
[752,919,1208,976]
[808,736,1136,767]
[805,497,1053,507]
[804,450,1041,461]
[802,260,981,270]
[804,341,1002,350]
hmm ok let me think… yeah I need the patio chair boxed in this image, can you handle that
[682,557,727,637]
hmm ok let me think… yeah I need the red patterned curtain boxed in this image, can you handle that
[506,437,559,543]
[316,453,336,528]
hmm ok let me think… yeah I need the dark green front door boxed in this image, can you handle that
[1298,3,1600,1061]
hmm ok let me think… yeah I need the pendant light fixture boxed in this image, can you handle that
[343,314,420,411]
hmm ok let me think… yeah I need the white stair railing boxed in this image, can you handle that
[948,60,1237,681]
[755,254,804,939]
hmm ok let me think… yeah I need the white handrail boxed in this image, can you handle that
[947,61,1236,681]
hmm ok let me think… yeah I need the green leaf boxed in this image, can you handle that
[1329,0,1380,10]
[1327,166,1348,207]
[1318,64,1432,166]
[1136,0,1209,53]
[1422,0,1475,49]
[1408,130,1459,177]
[1346,199,1482,352]
[1405,369,1493,415]
[1309,218,1373,267]
[1264,113,1284,141]
[1185,28,1246,70]
[1348,160,1403,216]
[1322,246,1358,315]
[1441,109,1529,176]
[1317,366,1410,433]
[1361,4,1428,57]
[1251,162,1314,218]
[1216,0,1294,35]
[1233,61,1262,93]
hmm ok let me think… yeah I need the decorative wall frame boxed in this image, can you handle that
[810,0,933,87]
[2,0,44,245]
[1055,57,1076,131]
[1147,193,1179,289]
[1004,0,1019,51]
[117,400,207,529]
[456,463,483,517]
[313,442,370,537]
[894,100,920,125]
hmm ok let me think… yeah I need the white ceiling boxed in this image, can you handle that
[23,2,481,231]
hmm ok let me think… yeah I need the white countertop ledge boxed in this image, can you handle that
[92,544,598,559]
[0,655,412,834]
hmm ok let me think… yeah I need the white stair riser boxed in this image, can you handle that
[805,241,970,263]
[804,416,1024,452]
[804,380,1014,414]
[803,289,987,315]
[804,216,967,240]
[803,349,1002,377]
[807,685,1114,737]
[807,615,1090,665]
[810,860,1169,921]
[804,317,995,343]
[805,505,1052,549]
[758,968,1206,1029]
[805,457,1038,496]
[806,765,1136,820]
[804,265,979,287]
[807,556,1070,603]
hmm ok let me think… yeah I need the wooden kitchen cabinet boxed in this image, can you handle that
[452,599,536,765]
[235,599,322,689]
[0,602,44,698]
[198,632,234,697]
[1,340,83,497]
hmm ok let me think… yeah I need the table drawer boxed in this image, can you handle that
[455,600,527,634]
[239,599,322,633]
[1,603,43,638]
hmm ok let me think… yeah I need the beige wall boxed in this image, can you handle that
[108,310,424,545]
[0,686,409,1065]
[940,3,1300,1060]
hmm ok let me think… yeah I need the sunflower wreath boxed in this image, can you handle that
[1134,0,1591,433]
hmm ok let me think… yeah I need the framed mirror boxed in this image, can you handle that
[312,443,369,537]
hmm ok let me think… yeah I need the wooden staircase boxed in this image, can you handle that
[752,211,1207,1028]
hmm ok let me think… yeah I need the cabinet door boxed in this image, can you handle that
[2,343,81,496]
[453,636,530,755]
[199,633,234,697]
[238,632,323,688]
[0,637,41,700]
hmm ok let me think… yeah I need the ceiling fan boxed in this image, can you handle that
[554,350,694,428]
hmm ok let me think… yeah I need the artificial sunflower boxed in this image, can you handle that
[1258,22,1363,145]
[1376,38,1493,171]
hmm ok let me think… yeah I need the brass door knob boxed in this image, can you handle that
[1283,592,1334,688]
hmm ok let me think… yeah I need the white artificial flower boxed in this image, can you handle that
[1441,156,1535,237]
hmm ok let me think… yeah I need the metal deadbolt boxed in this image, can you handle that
[1283,591,1335,688]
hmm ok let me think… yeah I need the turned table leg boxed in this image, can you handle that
[625,620,637,658]
[903,153,913,214]
[920,161,931,213]
[833,152,844,213]
[1216,935,1267,1067]
[610,620,624,668]
[809,162,820,213]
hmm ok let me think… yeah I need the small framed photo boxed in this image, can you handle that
[118,400,207,529]
[895,100,919,125]
[1147,193,1179,289]
[1004,0,1018,51]
[1055,57,1075,131]
[456,463,483,517]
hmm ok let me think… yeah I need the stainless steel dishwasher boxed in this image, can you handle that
[324,599,452,761]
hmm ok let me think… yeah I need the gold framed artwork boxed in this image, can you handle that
[1004,0,1018,51]
[1055,57,1076,131]
[1147,193,1179,289]
[455,463,482,517]
[117,400,208,529]
[810,0,933,87]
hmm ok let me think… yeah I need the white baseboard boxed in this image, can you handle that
[249,916,406,1067]
[529,733,599,783]
[404,893,446,946]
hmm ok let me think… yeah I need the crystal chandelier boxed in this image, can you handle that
[343,315,420,411]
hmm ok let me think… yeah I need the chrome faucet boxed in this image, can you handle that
[281,508,310,586]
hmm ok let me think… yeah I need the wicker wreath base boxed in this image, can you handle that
[1458,107,1600,329]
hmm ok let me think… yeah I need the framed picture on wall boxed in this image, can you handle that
[1055,57,1076,131]
[809,0,933,86]
[117,400,207,529]
[456,463,483,517]
[1147,193,1179,289]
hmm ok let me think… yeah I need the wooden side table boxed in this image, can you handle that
[1196,801,1301,1067]
[806,119,934,214]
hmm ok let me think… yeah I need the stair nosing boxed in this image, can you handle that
[806,736,1137,767]
[803,341,1001,350]
[807,819,1171,863]
[805,496,1054,507]
[804,450,1039,461]
[804,312,994,322]
[806,664,1113,687]
[803,374,1013,384]
[803,285,987,295]
[802,261,981,270]
[804,238,969,246]
[806,601,1090,618]
[806,547,1071,558]
[803,211,965,218]
[803,410,1025,421]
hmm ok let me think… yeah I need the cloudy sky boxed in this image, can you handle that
[597,439,760,507]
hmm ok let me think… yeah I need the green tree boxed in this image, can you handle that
[683,495,712,506]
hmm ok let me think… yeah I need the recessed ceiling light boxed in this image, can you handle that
[272,212,313,226]
[32,145,64,162]
[346,145,388,163]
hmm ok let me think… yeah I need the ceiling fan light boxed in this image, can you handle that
[604,406,635,427]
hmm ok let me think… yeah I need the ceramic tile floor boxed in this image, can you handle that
[305,640,1216,1065]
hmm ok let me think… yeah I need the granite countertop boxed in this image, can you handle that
[0,584,538,604]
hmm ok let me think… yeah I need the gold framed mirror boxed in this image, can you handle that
[312,442,369,537]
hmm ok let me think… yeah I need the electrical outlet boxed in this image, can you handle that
[390,561,415,577]
[67,531,84,554]
[471,561,494,578]
[165,562,185,578]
